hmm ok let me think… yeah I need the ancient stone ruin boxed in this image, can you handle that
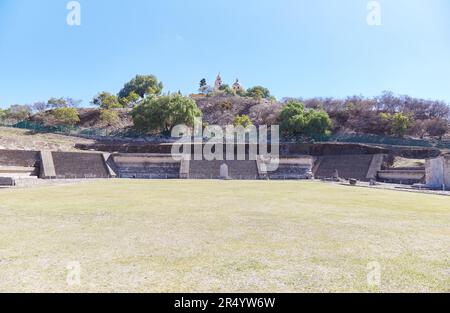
[426,154,450,190]
[0,142,446,189]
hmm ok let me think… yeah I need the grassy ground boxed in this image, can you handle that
[0,180,449,293]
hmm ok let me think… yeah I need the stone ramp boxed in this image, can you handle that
[189,160,259,180]
[314,154,376,181]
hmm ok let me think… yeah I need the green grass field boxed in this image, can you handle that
[0,180,449,293]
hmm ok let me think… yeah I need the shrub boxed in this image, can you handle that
[233,115,253,129]
[99,109,119,126]
[53,108,80,126]
[220,100,233,111]
[219,84,236,96]
[0,109,6,122]
[424,119,448,138]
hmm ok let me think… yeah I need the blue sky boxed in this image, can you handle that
[0,0,449,108]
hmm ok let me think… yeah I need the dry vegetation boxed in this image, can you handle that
[0,127,94,151]
[196,95,282,126]
[0,180,448,292]
[392,157,425,168]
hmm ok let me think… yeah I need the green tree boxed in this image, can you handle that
[391,113,412,137]
[47,97,67,108]
[198,78,208,93]
[118,74,163,99]
[236,88,247,97]
[246,86,271,99]
[303,110,333,138]
[118,91,140,108]
[280,100,332,139]
[233,115,253,129]
[53,108,80,126]
[218,84,236,96]
[91,92,122,109]
[380,112,412,137]
[132,94,202,135]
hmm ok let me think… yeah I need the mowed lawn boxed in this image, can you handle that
[0,180,449,293]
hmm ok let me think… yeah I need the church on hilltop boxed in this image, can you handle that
[195,73,245,96]
[213,73,244,92]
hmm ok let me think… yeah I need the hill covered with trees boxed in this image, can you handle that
[1,74,449,144]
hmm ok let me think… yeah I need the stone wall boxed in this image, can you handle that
[426,155,450,189]
[0,177,15,186]
[0,150,40,167]
[52,152,111,179]
[76,141,441,159]
[189,160,259,180]
[77,142,390,155]
[314,154,376,181]
[0,150,41,179]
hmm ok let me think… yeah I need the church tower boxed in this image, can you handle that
[214,73,223,91]
[232,78,243,91]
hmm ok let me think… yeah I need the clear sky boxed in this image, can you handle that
[0,0,449,108]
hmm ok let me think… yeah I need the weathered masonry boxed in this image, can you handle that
[426,154,450,190]
[0,143,444,186]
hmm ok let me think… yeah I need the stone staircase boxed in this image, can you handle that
[0,166,38,177]
[268,164,312,180]
[189,160,259,180]
[113,154,180,179]
[314,154,376,181]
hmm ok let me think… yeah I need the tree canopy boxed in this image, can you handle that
[280,100,332,139]
[132,94,202,135]
[91,92,122,109]
[3,104,32,122]
[47,97,81,108]
[246,86,271,99]
[118,74,163,99]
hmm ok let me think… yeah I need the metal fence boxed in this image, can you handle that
[0,120,119,137]
[315,134,450,149]
[2,120,450,149]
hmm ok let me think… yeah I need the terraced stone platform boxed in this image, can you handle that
[52,152,110,179]
[189,159,260,180]
[112,154,180,179]
[314,154,376,181]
